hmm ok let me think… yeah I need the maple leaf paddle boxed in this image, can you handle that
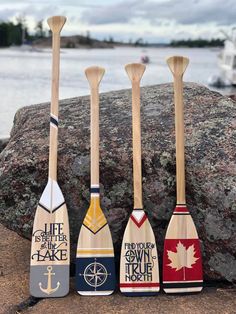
[76,66,116,295]
[163,56,203,293]
[29,16,70,298]
[120,63,160,296]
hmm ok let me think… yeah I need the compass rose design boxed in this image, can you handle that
[79,258,111,290]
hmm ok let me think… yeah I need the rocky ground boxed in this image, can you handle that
[0,223,235,314]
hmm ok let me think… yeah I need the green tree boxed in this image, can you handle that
[109,36,114,43]
[35,20,45,38]
[0,21,23,46]
[134,38,144,47]
[85,30,92,45]
[0,23,9,46]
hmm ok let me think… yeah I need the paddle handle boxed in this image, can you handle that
[174,76,186,204]
[90,86,100,186]
[48,26,63,181]
[132,81,143,209]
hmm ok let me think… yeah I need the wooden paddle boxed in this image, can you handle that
[120,63,160,296]
[76,66,116,295]
[163,56,203,293]
[30,16,70,298]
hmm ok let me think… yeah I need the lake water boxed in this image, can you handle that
[0,46,235,137]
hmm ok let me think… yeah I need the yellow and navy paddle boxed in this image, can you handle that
[76,66,116,295]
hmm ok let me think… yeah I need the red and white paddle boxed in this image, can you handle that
[163,56,203,293]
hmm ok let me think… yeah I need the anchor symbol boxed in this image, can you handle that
[39,266,60,295]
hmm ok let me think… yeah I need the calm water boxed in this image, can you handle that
[0,46,235,137]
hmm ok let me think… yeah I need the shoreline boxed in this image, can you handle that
[0,45,224,50]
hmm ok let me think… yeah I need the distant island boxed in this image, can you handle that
[0,19,114,49]
[0,19,225,49]
[34,35,114,49]
[170,38,224,48]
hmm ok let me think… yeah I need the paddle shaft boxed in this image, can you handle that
[90,86,100,187]
[174,75,186,204]
[132,81,143,209]
[48,31,61,181]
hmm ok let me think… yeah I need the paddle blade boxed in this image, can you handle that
[166,56,189,77]
[163,205,203,293]
[30,179,70,297]
[120,210,159,296]
[125,63,146,82]
[76,198,116,295]
[85,66,105,89]
[47,16,66,33]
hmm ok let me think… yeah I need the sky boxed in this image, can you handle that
[0,0,236,43]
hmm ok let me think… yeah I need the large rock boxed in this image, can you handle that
[0,83,235,283]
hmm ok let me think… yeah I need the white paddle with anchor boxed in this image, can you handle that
[30,16,70,298]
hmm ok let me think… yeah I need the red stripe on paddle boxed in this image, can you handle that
[130,213,147,228]
[174,206,189,213]
[120,283,160,288]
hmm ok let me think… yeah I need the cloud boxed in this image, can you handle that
[81,0,140,25]
[81,0,236,26]
[1,0,236,27]
[0,4,59,20]
[22,5,61,20]
[0,0,235,41]
[146,0,236,26]
[0,8,17,20]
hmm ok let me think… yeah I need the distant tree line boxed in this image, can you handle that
[0,19,225,49]
[0,18,48,47]
[170,38,224,48]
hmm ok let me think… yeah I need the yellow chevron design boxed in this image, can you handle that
[83,197,107,233]
[84,213,105,225]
